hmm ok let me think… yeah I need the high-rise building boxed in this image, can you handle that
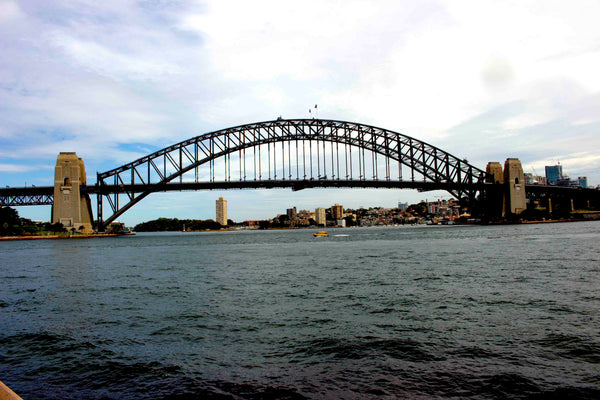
[578,176,588,188]
[331,203,344,219]
[286,206,297,220]
[315,207,326,226]
[216,197,227,226]
[545,164,563,185]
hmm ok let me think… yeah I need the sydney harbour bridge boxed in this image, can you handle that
[1,118,598,230]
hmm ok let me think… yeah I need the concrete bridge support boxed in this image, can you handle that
[52,152,93,232]
[484,158,526,219]
[504,158,526,215]
[485,162,505,218]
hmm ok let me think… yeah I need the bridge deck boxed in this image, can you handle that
[0,186,54,206]
[2,181,599,207]
[90,179,489,194]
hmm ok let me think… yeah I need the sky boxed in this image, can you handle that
[1,0,600,225]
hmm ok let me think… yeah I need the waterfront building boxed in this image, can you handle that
[578,176,588,188]
[545,164,563,185]
[286,207,297,220]
[331,203,344,219]
[244,220,260,229]
[315,207,326,226]
[216,197,227,226]
[297,209,311,219]
[398,202,408,211]
[524,173,534,185]
[427,201,440,215]
[557,177,579,187]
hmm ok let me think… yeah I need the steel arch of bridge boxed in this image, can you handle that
[95,119,487,227]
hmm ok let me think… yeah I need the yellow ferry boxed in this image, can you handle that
[313,230,328,237]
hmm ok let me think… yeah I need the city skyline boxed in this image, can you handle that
[206,197,455,224]
[2,1,600,226]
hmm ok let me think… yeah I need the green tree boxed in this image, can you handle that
[258,220,271,229]
[51,223,66,233]
[407,202,427,216]
[344,215,356,227]
[0,206,22,235]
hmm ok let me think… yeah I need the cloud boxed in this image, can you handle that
[0,1,21,23]
[51,35,185,81]
[439,77,600,185]
[482,55,515,89]
[0,163,38,173]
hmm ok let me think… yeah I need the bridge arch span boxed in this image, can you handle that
[96,119,487,227]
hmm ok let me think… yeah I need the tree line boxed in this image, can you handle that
[134,217,230,232]
[0,206,67,236]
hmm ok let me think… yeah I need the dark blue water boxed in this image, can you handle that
[1,222,599,399]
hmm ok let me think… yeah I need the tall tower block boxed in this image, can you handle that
[53,152,93,232]
[216,197,227,226]
[503,158,526,215]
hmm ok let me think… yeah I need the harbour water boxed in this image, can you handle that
[1,222,599,399]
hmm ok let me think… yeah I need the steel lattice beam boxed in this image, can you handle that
[0,186,54,206]
[95,118,489,227]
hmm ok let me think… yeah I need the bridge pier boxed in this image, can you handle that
[53,152,93,232]
[484,162,505,219]
[484,158,526,220]
[504,158,526,215]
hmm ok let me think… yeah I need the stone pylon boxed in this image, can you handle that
[503,158,526,215]
[53,152,93,232]
[485,162,506,218]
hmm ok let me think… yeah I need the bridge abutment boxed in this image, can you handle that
[53,152,93,232]
[484,158,526,219]
[504,158,526,215]
[485,162,505,219]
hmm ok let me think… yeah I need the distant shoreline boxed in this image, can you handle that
[0,233,134,241]
[2,217,598,240]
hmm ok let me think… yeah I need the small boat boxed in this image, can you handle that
[313,230,328,237]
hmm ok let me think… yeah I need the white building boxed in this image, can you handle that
[216,197,227,226]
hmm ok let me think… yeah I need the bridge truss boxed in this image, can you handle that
[94,119,488,227]
[0,186,54,207]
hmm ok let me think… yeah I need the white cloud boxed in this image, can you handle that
[0,163,37,173]
[51,34,185,81]
[0,1,21,23]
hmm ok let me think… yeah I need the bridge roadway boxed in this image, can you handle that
[0,180,489,206]
[0,186,54,206]
[2,180,599,208]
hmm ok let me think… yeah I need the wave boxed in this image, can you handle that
[294,337,442,362]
